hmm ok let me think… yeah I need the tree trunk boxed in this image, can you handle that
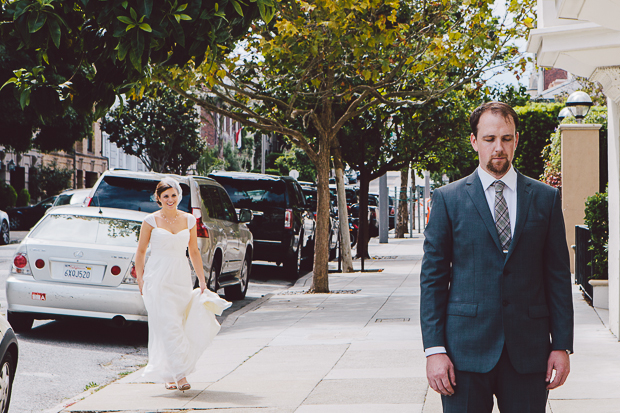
[356,167,371,259]
[395,165,409,238]
[332,150,354,272]
[310,136,332,293]
[411,167,416,230]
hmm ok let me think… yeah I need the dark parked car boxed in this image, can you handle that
[301,185,339,260]
[369,193,395,230]
[7,196,57,231]
[349,203,379,238]
[210,171,315,278]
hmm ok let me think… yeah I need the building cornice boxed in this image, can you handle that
[590,66,620,103]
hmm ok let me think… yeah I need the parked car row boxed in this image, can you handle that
[6,170,254,333]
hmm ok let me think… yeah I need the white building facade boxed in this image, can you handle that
[527,0,620,338]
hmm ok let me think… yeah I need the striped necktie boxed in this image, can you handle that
[493,180,511,252]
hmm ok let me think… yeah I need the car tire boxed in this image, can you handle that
[7,312,33,333]
[0,221,9,245]
[225,253,250,301]
[8,217,20,232]
[0,351,15,413]
[283,237,302,279]
[207,257,221,292]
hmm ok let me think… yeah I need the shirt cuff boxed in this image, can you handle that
[425,346,447,357]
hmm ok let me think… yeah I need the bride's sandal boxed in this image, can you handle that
[165,382,177,390]
[178,383,191,392]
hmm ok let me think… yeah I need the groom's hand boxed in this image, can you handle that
[546,350,570,389]
[426,353,456,396]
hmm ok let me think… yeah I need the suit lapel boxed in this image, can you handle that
[465,170,503,253]
[506,172,533,260]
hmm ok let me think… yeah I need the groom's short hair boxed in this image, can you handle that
[470,101,519,137]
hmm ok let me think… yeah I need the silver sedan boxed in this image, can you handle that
[5,206,148,332]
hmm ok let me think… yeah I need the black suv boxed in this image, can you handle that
[209,171,315,278]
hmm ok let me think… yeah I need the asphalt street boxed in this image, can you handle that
[0,235,301,413]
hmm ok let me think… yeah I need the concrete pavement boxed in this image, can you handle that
[55,235,620,413]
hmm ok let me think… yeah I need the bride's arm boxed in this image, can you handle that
[188,223,207,293]
[135,220,153,295]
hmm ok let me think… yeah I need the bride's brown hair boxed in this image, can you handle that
[154,178,182,206]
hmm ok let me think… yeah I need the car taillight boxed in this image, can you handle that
[122,262,138,285]
[390,207,395,215]
[192,207,209,238]
[12,252,32,275]
[111,265,121,276]
[284,209,293,229]
[85,196,93,206]
[35,259,45,269]
[14,254,27,268]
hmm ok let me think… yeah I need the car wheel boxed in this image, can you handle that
[8,217,20,232]
[7,312,33,333]
[0,352,15,413]
[283,238,302,279]
[0,222,9,245]
[208,257,221,292]
[225,253,250,301]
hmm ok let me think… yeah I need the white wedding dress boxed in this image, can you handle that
[140,213,231,383]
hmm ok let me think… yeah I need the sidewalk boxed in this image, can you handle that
[57,236,620,413]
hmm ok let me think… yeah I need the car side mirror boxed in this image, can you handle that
[238,208,253,223]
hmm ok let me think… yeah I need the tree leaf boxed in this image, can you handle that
[169,16,185,47]
[129,49,141,71]
[0,78,18,92]
[231,0,244,17]
[117,16,134,25]
[20,89,31,110]
[117,41,130,61]
[138,0,153,18]
[48,17,61,48]
[28,12,47,33]
[177,3,188,12]
[130,7,138,21]
[139,23,152,32]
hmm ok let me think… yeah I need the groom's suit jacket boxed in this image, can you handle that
[420,169,574,375]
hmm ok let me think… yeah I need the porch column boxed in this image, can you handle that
[559,124,601,274]
[591,66,620,338]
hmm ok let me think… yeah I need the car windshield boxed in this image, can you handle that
[54,194,72,206]
[91,176,190,213]
[219,179,286,209]
[29,214,142,247]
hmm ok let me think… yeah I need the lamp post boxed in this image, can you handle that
[557,107,572,123]
[565,91,593,123]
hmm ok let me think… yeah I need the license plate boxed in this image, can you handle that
[51,262,105,284]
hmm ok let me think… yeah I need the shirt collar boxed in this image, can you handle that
[477,165,517,192]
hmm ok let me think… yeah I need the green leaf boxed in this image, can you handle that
[130,7,138,21]
[139,23,152,32]
[0,78,18,91]
[13,2,33,20]
[20,89,31,110]
[177,3,188,12]
[169,16,185,47]
[28,12,47,33]
[117,41,130,61]
[129,49,141,71]
[117,16,134,25]
[138,0,153,18]
[179,14,192,20]
[231,0,244,17]
[48,17,61,48]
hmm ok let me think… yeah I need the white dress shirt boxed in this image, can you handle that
[424,166,518,358]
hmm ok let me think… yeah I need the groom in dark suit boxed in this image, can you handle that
[420,102,574,412]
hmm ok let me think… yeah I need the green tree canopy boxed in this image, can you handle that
[100,85,204,175]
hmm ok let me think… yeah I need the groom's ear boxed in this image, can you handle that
[470,133,479,153]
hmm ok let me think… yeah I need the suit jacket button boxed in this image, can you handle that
[502,299,510,307]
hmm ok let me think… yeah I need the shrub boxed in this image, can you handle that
[0,183,17,209]
[584,188,608,279]
[16,188,30,207]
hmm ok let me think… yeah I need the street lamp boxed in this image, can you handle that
[557,107,572,123]
[565,91,593,123]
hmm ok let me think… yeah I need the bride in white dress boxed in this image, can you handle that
[135,178,231,391]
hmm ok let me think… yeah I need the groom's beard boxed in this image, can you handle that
[487,154,510,176]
